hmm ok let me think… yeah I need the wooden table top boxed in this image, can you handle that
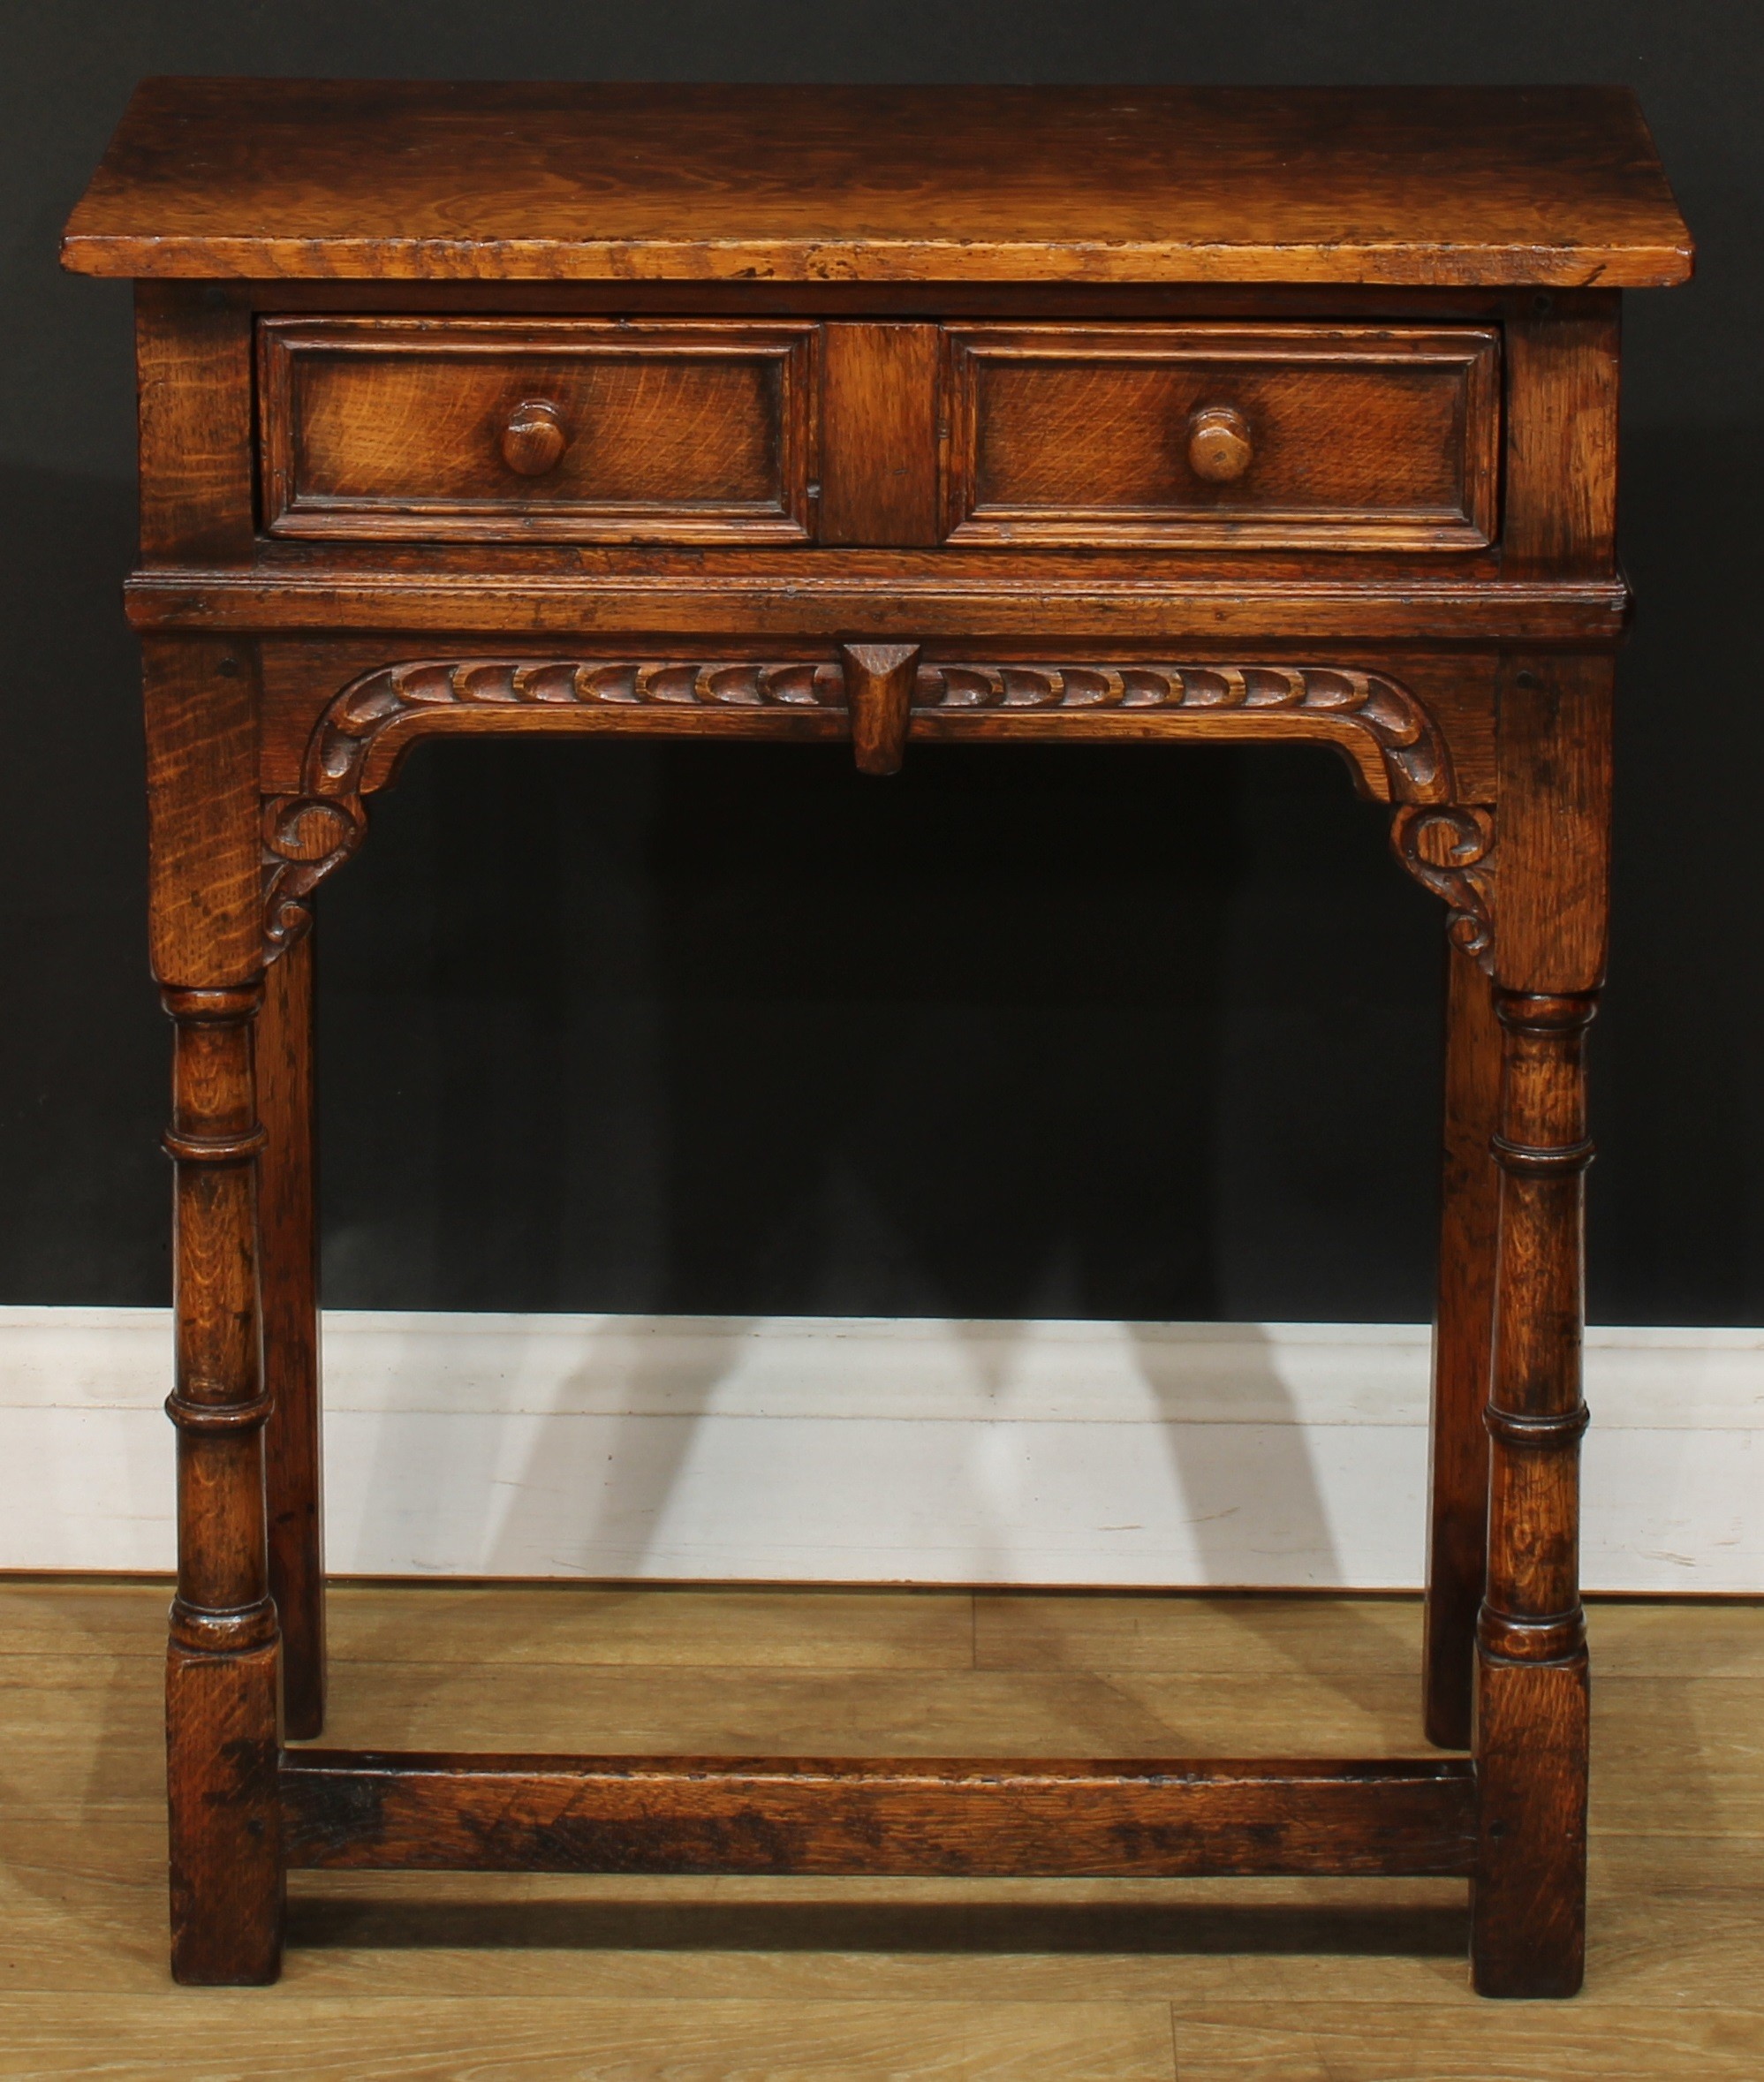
[62,79,1692,287]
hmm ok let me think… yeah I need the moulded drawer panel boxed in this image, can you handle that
[258,317,820,543]
[943,323,1501,551]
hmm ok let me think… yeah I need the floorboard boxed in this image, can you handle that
[0,1582,1760,2078]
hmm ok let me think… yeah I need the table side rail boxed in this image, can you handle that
[279,1750,1479,1879]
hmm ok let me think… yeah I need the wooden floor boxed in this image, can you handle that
[1,1583,1760,2078]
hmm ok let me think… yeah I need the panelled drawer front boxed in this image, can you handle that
[259,318,819,543]
[943,324,1501,550]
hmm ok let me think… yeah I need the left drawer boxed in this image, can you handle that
[258,317,820,543]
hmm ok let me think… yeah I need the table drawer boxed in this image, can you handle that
[259,318,819,543]
[943,324,1501,550]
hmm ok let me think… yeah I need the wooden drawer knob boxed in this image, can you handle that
[1187,405,1253,484]
[500,399,568,476]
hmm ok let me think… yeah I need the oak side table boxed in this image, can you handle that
[63,79,1691,1995]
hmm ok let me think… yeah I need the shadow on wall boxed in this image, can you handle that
[322,731,1383,1588]
[338,734,1248,1579]
[333,1311,1374,1594]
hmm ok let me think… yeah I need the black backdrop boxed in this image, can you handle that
[4,4,1757,1324]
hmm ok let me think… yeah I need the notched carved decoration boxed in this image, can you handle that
[1390,804,1495,972]
[914,663,1450,805]
[312,658,848,799]
[263,655,1482,958]
[261,659,846,952]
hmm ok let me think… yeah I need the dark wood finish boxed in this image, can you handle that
[162,977,282,1985]
[819,323,940,546]
[140,640,263,990]
[64,82,1691,286]
[1424,943,1501,1749]
[147,635,284,1984]
[281,1752,1478,1878]
[943,324,1501,549]
[259,318,820,544]
[134,287,255,564]
[497,397,566,478]
[125,275,1610,320]
[125,562,1631,647]
[14,1586,1763,2071]
[1187,405,1253,485]
[66,79,1689,1995]
[842,642,920,775]
[1503,313,1624,577]
[1468,654,1612,1998]
[259,932,325,1741]
[255,651,1489,951]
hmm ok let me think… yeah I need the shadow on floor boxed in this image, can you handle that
[286,1890,1468,1959]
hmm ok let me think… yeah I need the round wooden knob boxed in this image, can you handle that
[500,399,567,476]
[1187,405,1253,484]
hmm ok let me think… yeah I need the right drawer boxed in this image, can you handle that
[943,323,1501,551]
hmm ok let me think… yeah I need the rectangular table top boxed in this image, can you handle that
[62,79,1692,288]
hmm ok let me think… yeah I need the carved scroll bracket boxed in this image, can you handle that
[262,797,365,955]
[1391,803,1495,972]
[261,659,842,954]
[261,655,1473,958]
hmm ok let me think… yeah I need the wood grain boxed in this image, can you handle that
[1,1586,1760,2071]
[1171,2003,1764,2080]
[842,642,920,776]
[133,285,254,562]
[62,82,1692,285]
[1469,643,1613,1992]
[0,1993,1181,2080]
[944,324,1500,550]
[1494,655,1615,995]
[308,1587,1764,1683]
[69,74,1688,1996]
[1473,1657,1589,1997]
[322,1585,977,1672]
[1503,309,1624,577]
[161,977,284,1983]
[259,317,819,544]
[1424,945,1501,1747]
[973,1594,1423,1677]
[293,1662,1437,1763]
[820,323,940,546]
[259,934,325,1740]
[254,649,1488,950]
[253,645,1496,793]
[140,640,263,989]
[126,565,1632,647]
[280,1752,1477,1879]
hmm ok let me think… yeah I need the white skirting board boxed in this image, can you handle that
[2,1309,1759,1592]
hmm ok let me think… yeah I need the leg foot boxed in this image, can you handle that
[1471,1652,1588,1996]
[167,1634,285,1984]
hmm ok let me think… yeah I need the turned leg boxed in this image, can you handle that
[1472,989,1594,1995]
[261,932,326,1739]
[163,980,285,1984]
[1471,656,1609,2000]
[1424,943,1500,1748]
[147,636,285,1984]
